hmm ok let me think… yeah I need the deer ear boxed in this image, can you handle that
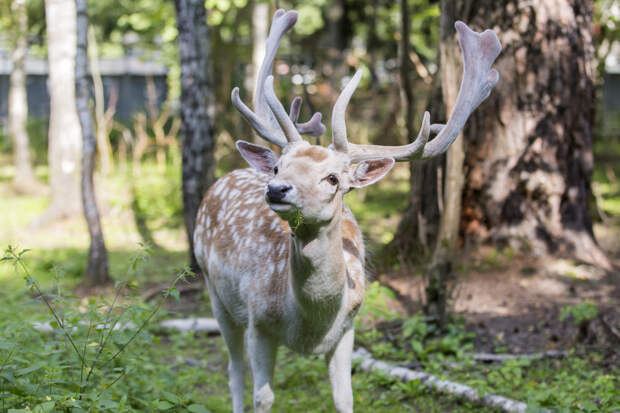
[236,140,279,173]
[349,158,395,188]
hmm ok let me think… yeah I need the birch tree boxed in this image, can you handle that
[76,0,110,285]
[42,0,82,221]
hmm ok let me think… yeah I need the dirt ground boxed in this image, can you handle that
[380,223,620,366]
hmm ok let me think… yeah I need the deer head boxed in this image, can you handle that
[232,9,501,232]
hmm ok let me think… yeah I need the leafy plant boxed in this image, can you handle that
[561,301,598,325]
[0,245,195,411]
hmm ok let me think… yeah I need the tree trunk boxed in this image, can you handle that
[9,0,38,192]
[425,0,465,324]
[76,0,110,286]
[460,0,610,269]
[390,0,443,267]
[42,0,82,222]
[175,0,216,272]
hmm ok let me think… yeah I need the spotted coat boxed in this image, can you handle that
[193,168,366,352]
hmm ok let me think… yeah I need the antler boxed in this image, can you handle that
[231,9,326,148]
[331,21,501,162]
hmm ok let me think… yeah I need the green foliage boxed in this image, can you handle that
[130,151,184,232]
[290,208,304,232]
[560,301,599,325]
[294,3,324,36]
[0,245,196,411]
[462,355,620,413]
[360,315,620,412]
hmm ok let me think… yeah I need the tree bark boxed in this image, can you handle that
[425,0,465,324]
[9,0,38,192]
[76,0,110,286]
[460,0,610,269]
[42,0,82,222]
[175,0,216,272]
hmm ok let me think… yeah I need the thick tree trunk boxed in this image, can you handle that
[76,0,110,286]
[42,0,82,221]
[9,0,38,192]
[175,0,216,272]
[460,0,610,269]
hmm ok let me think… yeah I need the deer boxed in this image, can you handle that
[193,9,501,413]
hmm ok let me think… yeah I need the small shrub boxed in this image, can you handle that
[0,245,195,412]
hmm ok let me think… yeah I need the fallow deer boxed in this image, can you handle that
[193,9,501,413]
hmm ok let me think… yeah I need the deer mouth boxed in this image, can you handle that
[267,199,294,211]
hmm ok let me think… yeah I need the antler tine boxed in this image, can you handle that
[252,9,298,134]
[254,9,325,139]
[231,87,287,147]
[232,10,326,147]
[297,113,326,135]
[347,21,501,162]
[290,96,327,136]
[331,70,363,153]
[289,96,302,123]
[264,76,302,143]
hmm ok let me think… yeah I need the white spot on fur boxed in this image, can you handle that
[277,260,285,274]
[265,263,274,276]
[213,183,225,196]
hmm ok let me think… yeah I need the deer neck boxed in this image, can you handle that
[288,204,346,321]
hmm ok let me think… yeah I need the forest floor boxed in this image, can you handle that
[382,229,620,359]
[0,156,618,411]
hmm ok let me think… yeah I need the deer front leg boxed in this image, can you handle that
[326,327,354,413]
[206,283,246,413]
[247,326,278,413]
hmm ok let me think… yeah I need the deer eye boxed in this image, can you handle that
[327,174,339,186]
[273,166,278,175]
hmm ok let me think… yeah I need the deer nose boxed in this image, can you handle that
[266,184,292,202]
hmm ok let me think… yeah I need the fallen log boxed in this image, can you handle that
[158,317,220,333]
[352,347,551,413]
